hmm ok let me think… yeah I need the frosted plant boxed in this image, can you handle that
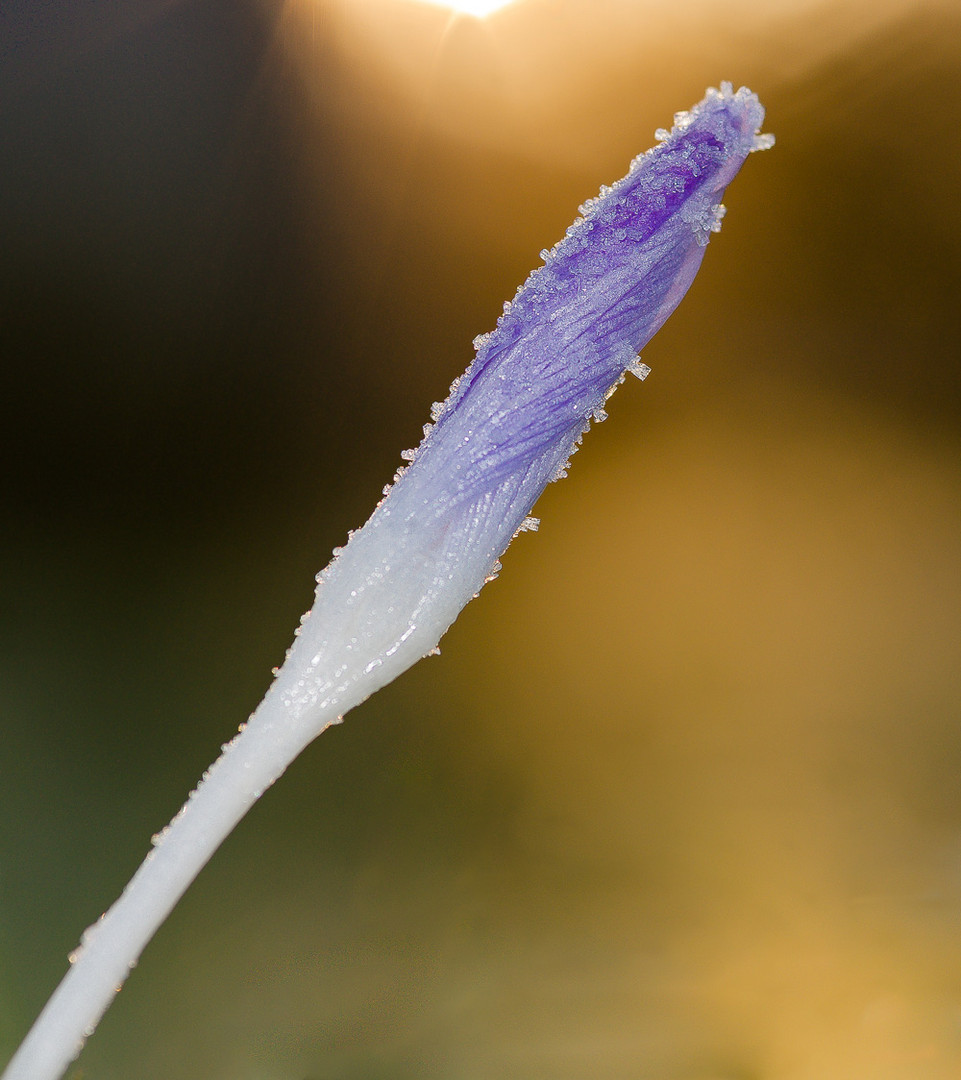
[2,83,772,1080]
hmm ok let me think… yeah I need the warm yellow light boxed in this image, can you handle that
[416,0,517,17]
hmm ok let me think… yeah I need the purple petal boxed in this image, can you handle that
[421,83,771,510]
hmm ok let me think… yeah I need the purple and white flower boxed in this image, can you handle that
[1,83,771,1080]
[274,82,773,730]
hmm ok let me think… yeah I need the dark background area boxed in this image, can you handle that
[2,0,960,1076]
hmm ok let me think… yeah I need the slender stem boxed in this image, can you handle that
[1,697,335,1080]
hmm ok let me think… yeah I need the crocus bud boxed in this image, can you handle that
[272,82,773,734]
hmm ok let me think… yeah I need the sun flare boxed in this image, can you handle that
[416,0,518,17]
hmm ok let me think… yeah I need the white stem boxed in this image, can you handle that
[2,422,505,1080]
[0,692,338,1080]
[2,455,509,1080]
[2,450,509,1080]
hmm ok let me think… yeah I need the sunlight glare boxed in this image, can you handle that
[416,0,518,17]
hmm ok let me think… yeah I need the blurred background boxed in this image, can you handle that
[2,0,960,1076]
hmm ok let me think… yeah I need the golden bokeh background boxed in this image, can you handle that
[2,0,960,1077]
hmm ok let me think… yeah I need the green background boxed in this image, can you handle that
[2,0,960,1076]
